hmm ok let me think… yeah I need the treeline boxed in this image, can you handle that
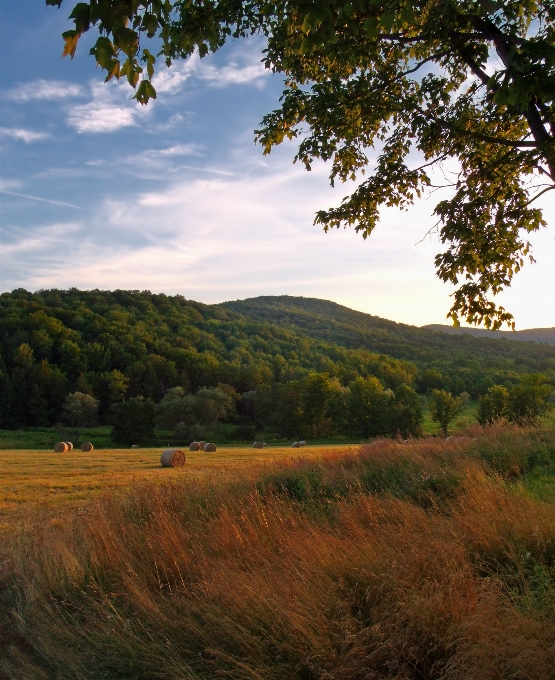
[1,289,553,437]
[98,374,423,445]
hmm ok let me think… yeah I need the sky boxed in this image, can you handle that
[0,1,554,329]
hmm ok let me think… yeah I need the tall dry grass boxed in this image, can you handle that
[2,424,555,679]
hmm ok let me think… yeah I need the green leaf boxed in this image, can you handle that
[133,80,157,105]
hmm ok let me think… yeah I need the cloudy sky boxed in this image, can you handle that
[1,1,553,328]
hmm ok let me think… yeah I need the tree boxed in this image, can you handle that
[507,373,553,423]
[155,385,234,438]
[429,389,464,436]
[256,381,304,438]
[346,376,393,438]
[299,372,346,437]
[111,396,156,444]
[46,0,554,329]
[391,383,423,438]
[62,391,99,427]
[477,384,510,424]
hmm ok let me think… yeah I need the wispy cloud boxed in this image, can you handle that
[154,143,203,157]
[7,79,84,102]
[0,178,22,191]
[0,127,49,143]
[0,190,81,209]
[151,49,269,92]
[198,61,268,87]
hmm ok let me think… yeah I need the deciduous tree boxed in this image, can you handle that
[62,391,99,427]
[477,384,510,423]
[429,388,464,436]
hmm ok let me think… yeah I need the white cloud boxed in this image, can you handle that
[0,127,49,143]
[67,81,149,134]
[0,221,81,260]
[199,61,268,87]
[151,49,269,93]
[156,143,203,156]
[152,63,194,94]
[68,104,137,133]
[0,178,22,191]
[7,79,84,102]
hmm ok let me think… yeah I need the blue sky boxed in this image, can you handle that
[1,1,554,328]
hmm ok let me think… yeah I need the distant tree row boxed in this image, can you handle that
[105,375,424,445]
[60,373,553,446]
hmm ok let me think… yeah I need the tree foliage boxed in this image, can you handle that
[47,0,555,328]
[477,374,553,423]
[156,385,234,437]
[429,388,464,435]
[111,396,156,444]
[61,391,99,427]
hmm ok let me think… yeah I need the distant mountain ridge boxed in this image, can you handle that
[423,324,555,346]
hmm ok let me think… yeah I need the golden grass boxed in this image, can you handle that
[0,444,354,533]
[2,426,555,678]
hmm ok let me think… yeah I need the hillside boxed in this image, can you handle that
[0,289,415,429]
[424,324,555,345]
[1,289,553,430]
[219,296,555,367]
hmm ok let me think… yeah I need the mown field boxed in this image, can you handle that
[1,424,555,679]
[0,444,354,533]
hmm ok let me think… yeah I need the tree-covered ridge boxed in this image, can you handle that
[220,295,555,394]
[424,323,555,345]
[0,289,415,428]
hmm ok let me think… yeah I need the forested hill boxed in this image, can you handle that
[0,289,416,428]
[219,296,555,365]
[424,324,555,345]
[1,289,554,429]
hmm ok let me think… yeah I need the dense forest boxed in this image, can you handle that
[1,289,554,439]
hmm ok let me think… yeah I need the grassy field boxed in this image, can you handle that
[0,444,355,533]
[2,424,555,679]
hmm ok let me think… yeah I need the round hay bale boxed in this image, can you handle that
[64,441,74,451]
[189,442,200,451]
[198,440,206,450]
[292,442,301,448]
[299,440,306,447]
[81,442,93,452]
[160,448,186,468]
[131,444,139,449]
[252,441,264,449]
[54,441,68,453]
[203,442,216,452]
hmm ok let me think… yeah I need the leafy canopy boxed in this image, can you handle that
[46,1,555,328]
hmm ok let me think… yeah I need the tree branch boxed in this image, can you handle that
[416,107,538,147]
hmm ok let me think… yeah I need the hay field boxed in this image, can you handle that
[0,444,355,532]
[3,425,555,679]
